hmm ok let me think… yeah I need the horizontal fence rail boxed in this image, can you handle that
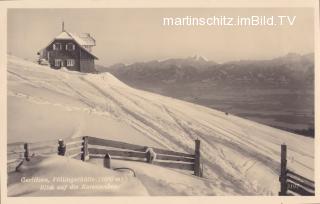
[7,136,202,177]
[86,136,199,174]
[279,144,315,196]
[88,148,147,159]
[7,137,84,173]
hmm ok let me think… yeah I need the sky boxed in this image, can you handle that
[7,8,314,66]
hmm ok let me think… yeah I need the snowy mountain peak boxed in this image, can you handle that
[190,54,208,62]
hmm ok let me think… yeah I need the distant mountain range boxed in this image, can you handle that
[97,53,314,136]
[97,53,314,89]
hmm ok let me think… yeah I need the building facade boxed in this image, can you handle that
[38,24,98,73]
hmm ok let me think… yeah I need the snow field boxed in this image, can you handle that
[7,55,314,195]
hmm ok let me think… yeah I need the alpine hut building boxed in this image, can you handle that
[38,22,98,73]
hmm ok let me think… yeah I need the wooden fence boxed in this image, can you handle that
[7,137,84,172]
[7,136,202,177]
[279,144,315,196]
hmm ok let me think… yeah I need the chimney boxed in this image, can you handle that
[62,21,65,32]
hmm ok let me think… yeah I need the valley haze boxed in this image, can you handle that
[98,52,314,137]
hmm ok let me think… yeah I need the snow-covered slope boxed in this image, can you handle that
[8,156,149,196]
[8,155,221,196]
[7,55,314,195]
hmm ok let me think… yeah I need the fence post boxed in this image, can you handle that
[81,136,89,161]
[279,144,287,196]
[194,139,201,177]
[104,153,111,169]
[200,163,204,177]
[58,139,66,156]
[146,147,155,163]
[24,143,30,161]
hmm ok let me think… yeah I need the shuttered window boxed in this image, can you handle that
[53,43,62,50]
[54,59,62,67]
[66,43,75,51]
[66,59,75,67]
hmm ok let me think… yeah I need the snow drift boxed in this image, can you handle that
[8,156,149,196]
[7,55,314,195]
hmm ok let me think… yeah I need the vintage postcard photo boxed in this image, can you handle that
[1,1,319,201]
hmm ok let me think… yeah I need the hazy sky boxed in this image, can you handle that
[8,8,314,66]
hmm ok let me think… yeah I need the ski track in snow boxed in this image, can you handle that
[79,77,270,194]
[79,77,182,151]
[161,106,256,193]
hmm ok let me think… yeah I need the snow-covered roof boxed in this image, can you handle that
[56,31,96,47]
[40,31,98,59]
[69,33,96,46]
[55,31,73,40]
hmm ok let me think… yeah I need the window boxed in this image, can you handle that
[66,59,75,67]
[66,43,75,51]
[54,59,62,67]
[53,43,62,51]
